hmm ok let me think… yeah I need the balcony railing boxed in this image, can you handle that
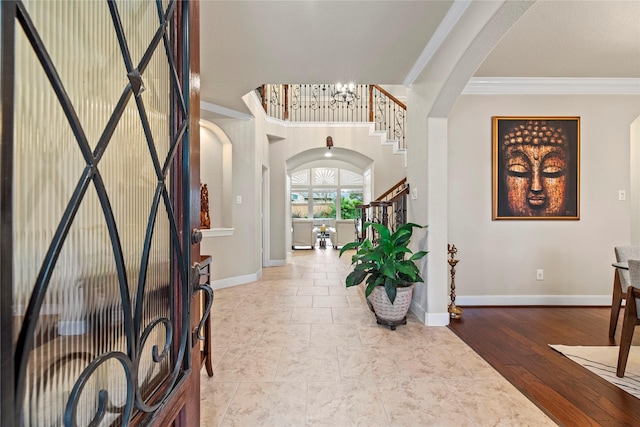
[256,84,406,150]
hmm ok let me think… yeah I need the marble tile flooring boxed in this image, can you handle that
[200,246,556,426]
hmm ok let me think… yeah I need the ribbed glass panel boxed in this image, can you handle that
[143,24,171,164]
[14,1,175,425]
[23,1,126,150]
[115,0,160,70]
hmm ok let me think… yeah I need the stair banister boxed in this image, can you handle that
[356,177,410,238]
[371,84,406,110]
[376,177,407,202]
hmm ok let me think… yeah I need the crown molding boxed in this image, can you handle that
[200,100,254,120]
[463,77,640,95]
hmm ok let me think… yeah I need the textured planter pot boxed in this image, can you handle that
[367,284,414,329]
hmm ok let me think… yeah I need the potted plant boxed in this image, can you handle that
[339,222,427,329]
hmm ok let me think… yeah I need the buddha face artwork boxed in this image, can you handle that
[493,118,580,220]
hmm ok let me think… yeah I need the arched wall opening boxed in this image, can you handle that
[284,147,373,252]
[406,0,536,325]
[200,120,233,230]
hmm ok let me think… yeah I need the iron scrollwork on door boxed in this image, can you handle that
[4,0,193,425]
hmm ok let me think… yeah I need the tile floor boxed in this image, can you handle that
[200,245,556,426]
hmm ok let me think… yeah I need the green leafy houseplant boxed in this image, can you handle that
[339,222,427,304]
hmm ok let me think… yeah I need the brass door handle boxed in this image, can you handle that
[191,262,213,341]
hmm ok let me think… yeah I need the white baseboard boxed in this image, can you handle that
[409,301,426,323]
[267,259,286,267]
[211,269,261,290]
[424,312,451,326]
[456,295,612,306]
[409,302,450,326]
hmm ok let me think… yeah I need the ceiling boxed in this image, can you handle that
[199,1,640,119]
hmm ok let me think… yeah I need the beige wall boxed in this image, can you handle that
[448,94,640,304]
[631,116,640,245]
[200,117,262,284]
[200,127,225,228]
[202,92,640,306]
[199,91,640,310]
[402,0,532,325]
[201,97,407,284]
[268,123,407,262]
[198,0,534,317]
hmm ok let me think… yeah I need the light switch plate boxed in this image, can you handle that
[619,190,626,201]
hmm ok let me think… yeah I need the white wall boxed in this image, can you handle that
[448,94,640,304]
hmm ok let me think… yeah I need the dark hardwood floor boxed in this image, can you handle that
[448,306,640,426]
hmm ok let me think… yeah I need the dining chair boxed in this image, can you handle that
[609,246,640,337]
[616,259,640,377]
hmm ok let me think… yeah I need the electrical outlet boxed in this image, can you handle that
[536,269,544,281]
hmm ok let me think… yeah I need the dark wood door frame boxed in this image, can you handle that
[156,0,202,425]
[0,0,18,421]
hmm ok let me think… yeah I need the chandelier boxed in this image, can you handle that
[334,83,357,103]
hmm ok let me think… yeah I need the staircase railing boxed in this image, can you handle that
[255,84,406,150]
[370,85,406,151]
[355,178,410,242]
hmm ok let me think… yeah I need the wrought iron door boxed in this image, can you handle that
[0,0,202,425]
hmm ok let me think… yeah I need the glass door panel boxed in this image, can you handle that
[312,189,336,219]
[339,189,364,219]
[7,0,191,425]
[291,191,309,218]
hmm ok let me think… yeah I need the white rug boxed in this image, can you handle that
[550,344,640,399]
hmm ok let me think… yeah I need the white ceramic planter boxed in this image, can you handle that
[367,284,413,323]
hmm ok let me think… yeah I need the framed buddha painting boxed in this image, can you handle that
[492,116,580,220]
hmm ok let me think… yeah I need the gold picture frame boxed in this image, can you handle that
[492,116,580,220]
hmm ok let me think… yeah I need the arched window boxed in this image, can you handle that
[291,167,363,220]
